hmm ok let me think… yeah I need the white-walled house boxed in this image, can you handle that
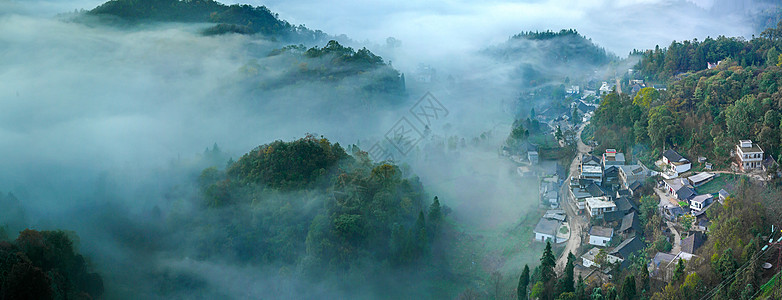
[589,226,614,247]
[534,218,563,243]
[585,196,616,218]
[690,194,713,212]
[736,140,764,172]
[663,149,691,174]
[581,247,603,268]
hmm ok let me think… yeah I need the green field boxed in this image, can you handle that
[697,173,744,194]
[431,207,550,298]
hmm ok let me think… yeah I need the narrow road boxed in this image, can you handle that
[666,221,682,254]
[556,122,591,273]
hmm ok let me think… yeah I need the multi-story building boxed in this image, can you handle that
[736,140,764,171]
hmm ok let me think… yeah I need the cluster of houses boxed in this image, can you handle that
[524,69,782,286]
[567,146,729,284]
[569,149,654,215]
[523,76,782,284]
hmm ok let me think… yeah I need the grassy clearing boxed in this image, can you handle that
[697,173,743,194]
[435,206,548,298]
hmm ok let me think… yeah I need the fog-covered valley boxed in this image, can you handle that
[0,0,778,298]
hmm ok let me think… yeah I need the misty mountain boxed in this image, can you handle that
[86,0,327,42]
[242,40,405,98]
[487,29,617,87]
[179,135,448,297]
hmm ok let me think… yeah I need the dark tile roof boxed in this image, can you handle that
[681,232,705,254]
[615,197,638,213]
[663,149,687,163]
[664,207,685,222]
[620,212,641,233]
[610,236,645,263]
[616,189,631,198]
[582,154,601,165]
[603,210,624,223]
[578,101,596,113]
[604,166,619,177]
[587,182,607,197]
[676,186,697,201]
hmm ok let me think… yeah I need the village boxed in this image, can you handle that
[503,78,782,289]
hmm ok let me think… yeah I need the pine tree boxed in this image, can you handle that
[540,241,557,300]
[564,252,576,293]
[621,275,636,300]
[519,264,530,300]
[414,211,428,255]
[673,258,685,282]
[575,275,587,300]
[428,196,442,223]
[541,241,556,283]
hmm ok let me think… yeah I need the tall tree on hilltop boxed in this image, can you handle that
[518,264,530,300]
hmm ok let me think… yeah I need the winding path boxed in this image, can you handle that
[556,122,591,273]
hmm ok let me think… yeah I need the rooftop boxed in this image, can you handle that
[615,197,637,213]
[582,154,601,165]
[534,218,562,236]
[663,178,689,192]
[586,197,615,209]
[737,140,763,153]
[691,194,712,204]
[604,210,624,223]
[681,232,706,254]
[618,164,646,176]
[676,186,697,200]
[652,252,678,267]
[663,149,688,163]
[582,165,603,174]
[610,236,645,261]
[688,172,715,185]
[586,183,607,197]
[590,226,614,238]
[543,210,567,222]
[603,152,626,163]
[582,247,601,261]
[629,181,642,191]
[620,212,641,233]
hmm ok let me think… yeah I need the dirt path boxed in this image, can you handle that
[556,122,591,273]
[666,221,682,254]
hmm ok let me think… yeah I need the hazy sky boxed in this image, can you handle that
[244,0,757,57]
[7,0,764,58]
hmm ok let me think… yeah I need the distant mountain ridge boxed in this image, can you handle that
[87,0,327,42]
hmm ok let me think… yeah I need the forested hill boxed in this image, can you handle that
[632,20,782,81]
[87,0,327,41]
[243,40,406,95]
[587,20,782,168]
[196,135,445,277]
[490,29,616,67]
[487,29,617,87]
[509,29,616,66]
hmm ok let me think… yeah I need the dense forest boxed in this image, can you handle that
[242,40,406,96]
[195,135,444,275]
[511,29,616,67]
[490,29,617,88]
[0,229,104,299]
[87,0,328,41]
[588,20,782,169]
